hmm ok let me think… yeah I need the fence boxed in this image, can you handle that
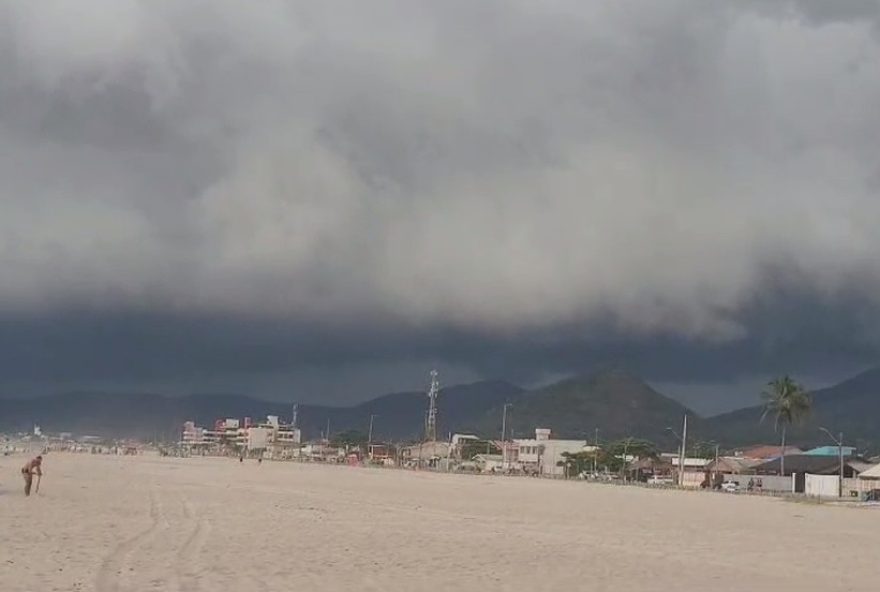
[843,478,880,499]
[804,474,839,498]
[719,474,792,493]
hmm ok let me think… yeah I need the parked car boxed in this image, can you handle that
[721,481,740,493]
[647,475,674,486]
[580,472,614,481]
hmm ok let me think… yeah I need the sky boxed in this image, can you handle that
[2,1,880,414]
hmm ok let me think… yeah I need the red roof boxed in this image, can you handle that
[738,445,803,459]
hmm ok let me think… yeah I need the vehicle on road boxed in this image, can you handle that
[721,481,740,493]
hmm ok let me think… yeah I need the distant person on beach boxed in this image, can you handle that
[21,455,42,496]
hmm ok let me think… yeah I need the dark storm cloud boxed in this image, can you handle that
[2,1,880,407]
[757,0,880,26]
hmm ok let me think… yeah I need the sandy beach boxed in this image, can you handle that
[2,453,878,592]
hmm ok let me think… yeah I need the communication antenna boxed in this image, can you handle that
[425,369,439,442]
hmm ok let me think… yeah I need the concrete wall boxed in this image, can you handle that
[846,478,880,499]
[723,474,792,493]
[681,471,704,488]
[805,474,839,498]
[406,441,450,461]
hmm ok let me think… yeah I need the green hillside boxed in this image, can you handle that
[468,369,697,447]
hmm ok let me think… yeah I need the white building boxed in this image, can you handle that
[247,426,271,451]
[400,441,451,466]
[451,433,479,447]
[512,428,596,477]
[181,416,301,457]
[182,421,207,446]
[669,456,711,470]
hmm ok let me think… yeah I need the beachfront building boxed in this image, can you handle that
[202,418,249,450]
[451,433,479,447]
[855,463,880,499]
[182,421,206,445]
[705,456,762,475]
[251,415,301,459]
[511,428,596,477]
[630,456,674,482]
[665,455,712,488]
[367,443,395,465]
[399,440,451,467]
[750,454,872,495]
[752,454,865,478]
[449,434,480,459]
[856,463,880,480]
[181,416,301,457]
[702,456,763,489]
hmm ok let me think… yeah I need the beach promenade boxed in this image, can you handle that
[2,453,877,591]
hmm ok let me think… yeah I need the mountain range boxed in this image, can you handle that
[702,367,880,451]
[2,367,880,451]
[0,381,521,443]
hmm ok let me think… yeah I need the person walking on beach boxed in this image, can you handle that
[21,455,43,496]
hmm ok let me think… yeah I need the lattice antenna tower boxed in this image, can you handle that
[425,369,440,442]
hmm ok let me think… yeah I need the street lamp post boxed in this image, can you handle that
[501,404,512,469]
[368,414,377,445]
[680,414,688,487]
[819,427,845,498]
[666,416,688,487]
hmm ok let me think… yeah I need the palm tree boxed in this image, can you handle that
[761,376,811,476]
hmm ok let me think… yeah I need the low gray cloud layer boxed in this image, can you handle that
[2,1,880,409]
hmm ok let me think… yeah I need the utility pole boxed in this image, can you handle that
[679,414,688,487]
[425,370,439,442]
[820,427,845,498]
[593,428,599,476]
[501,403,512,469]
[501,403,511,442]
[839,431,844,498]
[325,418,331,444]
[368,414,377,445]
[713,443,720,486]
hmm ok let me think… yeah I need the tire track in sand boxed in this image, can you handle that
[95,488,163,592]
[177,497,211,591]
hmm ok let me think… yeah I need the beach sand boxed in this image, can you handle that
[2,452,877,592]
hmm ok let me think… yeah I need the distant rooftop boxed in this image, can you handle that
[737,445,803,460]
[752,455,869,476]
[803,445,857,457]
